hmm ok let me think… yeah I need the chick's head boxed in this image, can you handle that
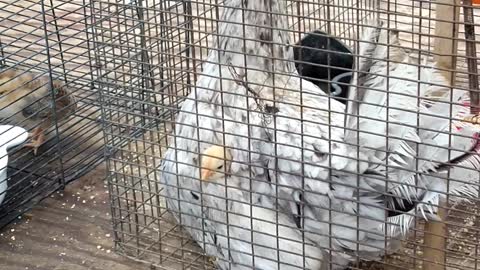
[200,145,232,182]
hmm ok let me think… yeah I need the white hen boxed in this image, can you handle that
[160,0,480,268]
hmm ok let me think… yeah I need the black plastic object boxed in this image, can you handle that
[294,30,354,104]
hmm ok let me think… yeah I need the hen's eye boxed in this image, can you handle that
[216,164,224,170]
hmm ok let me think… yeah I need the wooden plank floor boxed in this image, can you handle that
[0,164,149,270]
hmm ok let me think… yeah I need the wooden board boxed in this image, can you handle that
[0,165,148,270]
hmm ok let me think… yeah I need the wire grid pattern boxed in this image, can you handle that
[98,0,480,269]
[0,0,103,228]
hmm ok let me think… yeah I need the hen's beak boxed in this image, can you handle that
[200,169,213,181]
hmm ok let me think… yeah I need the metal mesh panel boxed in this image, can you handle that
[98,0,480,269]
[0,0,103,228]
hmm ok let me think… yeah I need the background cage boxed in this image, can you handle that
[0,0,104,228]
[97,0,480,269]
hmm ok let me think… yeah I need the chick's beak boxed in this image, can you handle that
[200,169,213,181]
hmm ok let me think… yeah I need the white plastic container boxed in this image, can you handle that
[0,125,29,206]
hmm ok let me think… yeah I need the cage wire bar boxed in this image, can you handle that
[97,0,480,269]
[0,0,105,228]
[91,0,200,266]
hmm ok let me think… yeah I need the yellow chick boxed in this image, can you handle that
[200,145,232,182]
[0,68,77,155]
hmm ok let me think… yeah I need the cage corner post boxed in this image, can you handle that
[423,197,449,270]
[432,0,461,83]
[424,1,461,270]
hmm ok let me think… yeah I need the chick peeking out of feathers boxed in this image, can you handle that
[200,145,232,182]
[0,68,77,155]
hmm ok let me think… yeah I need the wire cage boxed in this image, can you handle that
[0,0,104,228]
[99,0,480,269]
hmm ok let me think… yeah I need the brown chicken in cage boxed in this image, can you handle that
[0,67,77,155]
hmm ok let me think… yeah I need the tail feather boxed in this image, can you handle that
[345,19,384,134]
[345,17,480,216]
